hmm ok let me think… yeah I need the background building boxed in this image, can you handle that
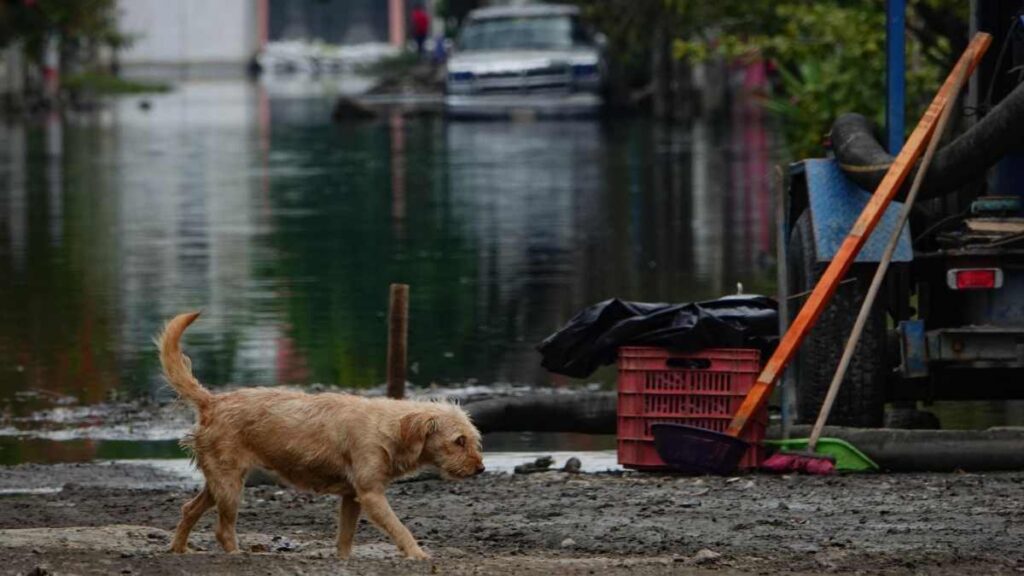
[116,0,405,73]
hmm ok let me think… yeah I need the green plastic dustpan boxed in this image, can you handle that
[764,437,879,472]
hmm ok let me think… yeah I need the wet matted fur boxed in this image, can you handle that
[157,312,485,560]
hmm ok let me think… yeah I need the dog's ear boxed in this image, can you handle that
[399,412,438,446]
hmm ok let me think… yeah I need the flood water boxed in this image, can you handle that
[0,80,778,407]
[3,78,1017,466]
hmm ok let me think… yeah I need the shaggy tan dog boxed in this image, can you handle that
[157,312,484,560]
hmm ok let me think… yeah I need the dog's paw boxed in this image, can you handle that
[404,547,431,560]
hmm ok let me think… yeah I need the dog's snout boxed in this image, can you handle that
[475,465,485,476]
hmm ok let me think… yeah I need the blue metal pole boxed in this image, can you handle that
[886,0,906,154]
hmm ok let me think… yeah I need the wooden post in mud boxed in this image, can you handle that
[387,284,409,399]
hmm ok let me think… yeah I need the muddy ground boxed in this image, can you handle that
[2,464,1024,575]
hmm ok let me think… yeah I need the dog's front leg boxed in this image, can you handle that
[357,490,429,559]
[337,494,361,559]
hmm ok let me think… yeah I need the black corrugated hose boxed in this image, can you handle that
[829,80,1024,200]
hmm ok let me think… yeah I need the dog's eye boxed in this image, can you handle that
[454,436,466,447]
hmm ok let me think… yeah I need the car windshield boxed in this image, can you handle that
[458,15,589,51]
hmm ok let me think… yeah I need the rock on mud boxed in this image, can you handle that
[690,548,722,565]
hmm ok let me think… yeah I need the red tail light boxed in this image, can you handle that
[946,268,1003,290]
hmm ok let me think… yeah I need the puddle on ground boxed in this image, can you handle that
[0,450,621,493]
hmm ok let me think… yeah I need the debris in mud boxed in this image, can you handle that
[562,457,582,474]
[513,456,588,475]
[514,456,554,474]
[272,535,300,553]
[690,548,722,565]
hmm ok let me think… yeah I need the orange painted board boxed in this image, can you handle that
[726,33,993,438]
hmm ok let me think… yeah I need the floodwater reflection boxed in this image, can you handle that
[0,80,778,414]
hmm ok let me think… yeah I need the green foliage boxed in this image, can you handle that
[704,2,892,157]
[1,0,128,64]
[62,72,171,96]
[675,0,965,158]
[569,0,965,159]
[674,1,965,158]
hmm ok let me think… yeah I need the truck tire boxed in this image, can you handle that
[787,211,887,427]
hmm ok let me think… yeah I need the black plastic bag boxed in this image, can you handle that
[537,295,778,378]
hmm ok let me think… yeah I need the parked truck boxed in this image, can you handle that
[783,0,1024,428]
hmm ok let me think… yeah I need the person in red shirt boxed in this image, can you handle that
[411,4,430,55]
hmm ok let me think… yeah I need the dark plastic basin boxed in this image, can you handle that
[651,423,749,475]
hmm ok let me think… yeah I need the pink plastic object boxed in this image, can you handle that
[617,347,766,471]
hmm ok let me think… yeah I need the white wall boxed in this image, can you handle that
[118,0,257,66]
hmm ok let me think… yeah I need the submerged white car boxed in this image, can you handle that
[445,4,606,118]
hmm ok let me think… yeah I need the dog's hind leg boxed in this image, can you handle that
[208,469,246,553]
[170,485,215,553]
[337,494,361,559]
[357,490,428,559]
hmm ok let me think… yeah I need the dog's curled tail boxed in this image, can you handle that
[157,311,213,413]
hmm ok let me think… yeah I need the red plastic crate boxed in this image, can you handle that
[617,346,766,471]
